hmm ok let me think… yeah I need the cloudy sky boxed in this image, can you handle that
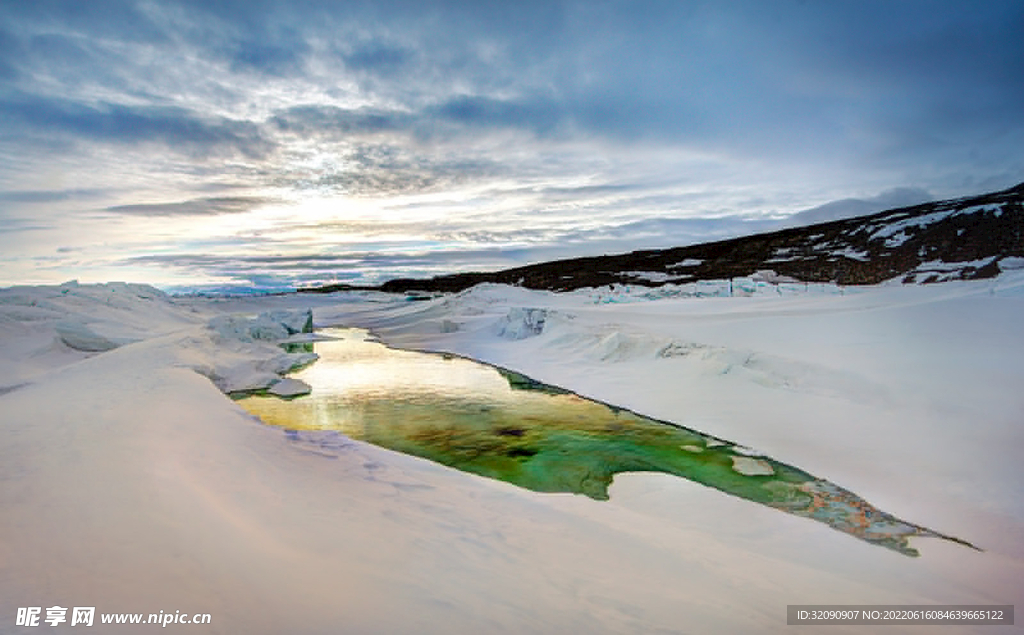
[1,0,1022,291]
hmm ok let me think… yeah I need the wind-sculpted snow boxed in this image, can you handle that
[53,320,128,352]
[207,308,313,343]
[199,309,317,395]
[493,307,557,340]
[2,280,1022,633]
[0,281,202,386]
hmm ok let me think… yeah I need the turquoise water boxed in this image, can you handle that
[237,327,976,556]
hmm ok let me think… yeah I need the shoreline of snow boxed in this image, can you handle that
[2,276,1022,633]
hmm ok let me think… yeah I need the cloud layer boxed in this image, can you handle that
[1,1,1022,288]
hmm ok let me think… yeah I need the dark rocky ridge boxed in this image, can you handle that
[301,182,1024,294]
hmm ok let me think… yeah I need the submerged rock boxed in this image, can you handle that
[730,455,775,476]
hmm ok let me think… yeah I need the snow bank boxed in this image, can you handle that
[208,308,313,342]
[315,275,1024,630]
[0,281,203,389]
[2,279,1022,634]
[493,307,555,340]
[198,309,318,395]
[53,319,127,352]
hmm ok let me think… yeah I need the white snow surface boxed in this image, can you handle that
[829,247,871,262]
[668,258,704,268]
[2,275,1024,634]
[867,204,1000,242]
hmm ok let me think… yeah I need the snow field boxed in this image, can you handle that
[2,275,1022,634]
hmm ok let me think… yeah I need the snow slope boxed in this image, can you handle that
[1,277,1022,634]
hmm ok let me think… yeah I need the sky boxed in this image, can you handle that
[1,0,1022,291]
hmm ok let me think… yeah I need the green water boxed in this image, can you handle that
[236,327,976,557]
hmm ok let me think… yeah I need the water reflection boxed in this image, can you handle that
[237,327,976,557]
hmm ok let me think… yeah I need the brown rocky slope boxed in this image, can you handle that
[301,182,1024,294]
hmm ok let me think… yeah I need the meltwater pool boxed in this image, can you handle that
[236,327,975,557]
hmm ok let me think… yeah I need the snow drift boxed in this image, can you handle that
[2,275,1022,634]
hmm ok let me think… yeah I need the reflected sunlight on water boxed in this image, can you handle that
[237,327,977,556]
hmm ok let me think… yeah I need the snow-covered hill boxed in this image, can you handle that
[305,182,1024,293]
